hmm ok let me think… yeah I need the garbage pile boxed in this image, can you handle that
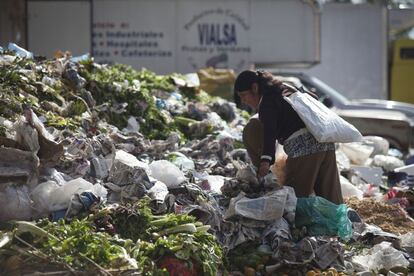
[0,46,413,275]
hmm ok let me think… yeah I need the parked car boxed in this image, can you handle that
[269,72,414,153]
[274,72,414,119]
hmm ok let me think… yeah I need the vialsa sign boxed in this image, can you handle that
[177,1,250,73]
[198,23,237,46]
[92,0,251,74]
[91,0,318,74]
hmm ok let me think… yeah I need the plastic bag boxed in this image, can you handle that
[284,93,362,143]
[192,171,226,194]
[339,142,374,165]
[204,175,226,194]
[340,176,363,199]
[224,188,288,221]
[362,136,389,156]
[295,196,352,240]
[352,242,409,272]
[372,155,404,172]
[149,160,186,188]
[47,178,106,212]
[31,180,60,215]
[40,168,70,186]
[30,178,103,217]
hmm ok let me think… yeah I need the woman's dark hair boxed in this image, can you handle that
[233,70,284,108]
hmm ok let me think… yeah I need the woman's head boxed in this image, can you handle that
[234,70,260,109]
[234,70,283,109]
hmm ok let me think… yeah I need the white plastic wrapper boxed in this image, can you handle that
[149,160,186,188]
[284,93,362,143]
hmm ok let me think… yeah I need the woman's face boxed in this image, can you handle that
[237,83,260,109]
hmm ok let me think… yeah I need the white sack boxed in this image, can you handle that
[284,93,362,143]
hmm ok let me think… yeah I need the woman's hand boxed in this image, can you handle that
[258,161,270,178]
[281,82,299,97]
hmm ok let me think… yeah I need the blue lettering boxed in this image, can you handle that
[209,24,218,45]
[197,23,237,46]
[198,24,208,45]
[224,23,237,45]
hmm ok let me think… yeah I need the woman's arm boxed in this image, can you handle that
[258,95,279,167]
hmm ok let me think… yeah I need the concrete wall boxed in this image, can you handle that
[0,0,26,48]
[279,3,388,100]
[27,1,91,56]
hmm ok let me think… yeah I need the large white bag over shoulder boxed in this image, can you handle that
[284,92,362,143]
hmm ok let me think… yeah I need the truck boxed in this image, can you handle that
[390,39,414,104]
[24,0,321,74]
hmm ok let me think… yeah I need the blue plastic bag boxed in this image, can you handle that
[295,196,353,241]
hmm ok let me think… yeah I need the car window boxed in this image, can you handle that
[309,76,349,104]
[274,73,349,106]
[299,80,324,98]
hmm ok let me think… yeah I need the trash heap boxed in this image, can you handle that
[0,46,413,275]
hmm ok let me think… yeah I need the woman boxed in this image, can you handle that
[234,70,343,204]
